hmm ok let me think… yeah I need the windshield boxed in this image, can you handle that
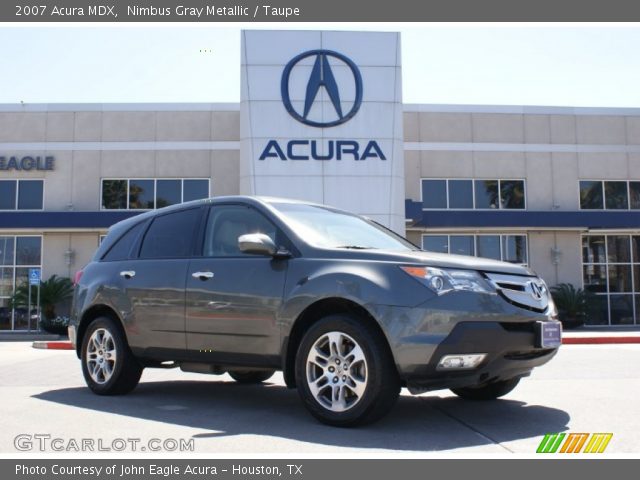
[272,203,417,251]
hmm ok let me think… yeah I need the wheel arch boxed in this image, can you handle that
[75,304,126,358]
[281,297,397,389]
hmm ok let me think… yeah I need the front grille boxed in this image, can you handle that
[496,282,525,292]
[484,273,549,312]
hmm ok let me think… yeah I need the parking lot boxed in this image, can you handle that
[0,341,638,454]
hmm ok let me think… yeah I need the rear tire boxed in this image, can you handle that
[228,369,275,384]
[295,314,400,427]
[451,377,520,400]
[81,316,143,395]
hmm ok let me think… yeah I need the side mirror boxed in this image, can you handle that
[238,233,277,256]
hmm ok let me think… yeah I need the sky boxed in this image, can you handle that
[0,25,639,107]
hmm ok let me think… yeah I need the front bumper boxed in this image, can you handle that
[403,320,560,393]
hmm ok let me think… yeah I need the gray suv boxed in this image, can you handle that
[70,196,561,427]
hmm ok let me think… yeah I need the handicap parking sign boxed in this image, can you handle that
[29,268,41,286]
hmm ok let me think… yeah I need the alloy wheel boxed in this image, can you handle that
[86,328,117,384]
[305,331,368,412]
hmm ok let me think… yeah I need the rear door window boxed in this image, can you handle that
[139,208,201,259]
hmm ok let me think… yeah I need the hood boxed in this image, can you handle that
[355,249,536,277]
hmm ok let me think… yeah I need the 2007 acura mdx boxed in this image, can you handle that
[70,196,561,427]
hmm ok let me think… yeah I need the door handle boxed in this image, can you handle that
[119,270,135,279]
[192,271,214,281]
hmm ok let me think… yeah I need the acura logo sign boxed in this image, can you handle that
[281,49,363,128]
[260,49,385,161]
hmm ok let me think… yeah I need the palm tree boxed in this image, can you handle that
[10,274,74,321]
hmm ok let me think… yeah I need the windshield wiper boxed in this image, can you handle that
[335,245,377,250]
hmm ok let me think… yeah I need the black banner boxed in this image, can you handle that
[4,459,639,480]
[3,0,640,22]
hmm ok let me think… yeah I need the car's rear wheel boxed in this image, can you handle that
[450,377,520,400]
[81,316,143,395]
[228,369,275,384]
[295,314,400,427]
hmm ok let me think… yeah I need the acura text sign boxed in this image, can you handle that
[240,30,405,233]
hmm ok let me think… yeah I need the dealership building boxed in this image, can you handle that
[1,29,640,330]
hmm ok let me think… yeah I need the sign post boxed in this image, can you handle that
[28,269,41,331]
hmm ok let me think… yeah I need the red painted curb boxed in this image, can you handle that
[32,341,73,350]
[563,336,640,345]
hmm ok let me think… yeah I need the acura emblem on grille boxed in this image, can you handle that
[530,282,544,300]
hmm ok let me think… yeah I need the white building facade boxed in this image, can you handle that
[1,30,639,329]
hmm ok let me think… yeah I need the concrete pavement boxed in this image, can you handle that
[0,341,638,454]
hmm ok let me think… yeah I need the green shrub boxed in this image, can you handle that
[39,315,70,335]
[10,275,74,333]
[550,283,590,329]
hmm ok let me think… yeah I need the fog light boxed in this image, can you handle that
[437,354,487,370]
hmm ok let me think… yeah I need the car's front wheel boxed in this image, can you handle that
[81,316,143,395]
[450,377,520,400]
[295,314,400,427]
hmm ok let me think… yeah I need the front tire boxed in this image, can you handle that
[451,377,520,400]
[228,369,275,384]
[81,316,143,395]
[295,314,400,427]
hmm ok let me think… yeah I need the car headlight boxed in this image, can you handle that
[400,266,495,296]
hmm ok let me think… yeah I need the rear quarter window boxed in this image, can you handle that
[101,221,147,262]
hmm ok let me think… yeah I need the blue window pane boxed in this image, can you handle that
[584,295,608,325]
[448,180,473,209]
[183,180,209,202]
[17,180,43,210]
[476,236,501,260]
[449,235,474,256]
[500,180,525,209]
[422,236,448,253]
[604,181,628,210]
[610,295,634,325]
[15,237,41,266]
[0,181,16,210]
[474,180,499,209]
[0,237,15,266]
[502,235,527,264]
[102,180,127,209]
[580,181,603,209]
[129,180,155,209]
[421,180,447,209]
[156,180,182,207]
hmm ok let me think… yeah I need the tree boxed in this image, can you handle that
[10,274,74,321]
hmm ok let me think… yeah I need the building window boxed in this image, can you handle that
[421,179,525,210]
[421,234,528,265]
[422,235,448,254]
[421,180,447,209]
[582,234,640,326]
[101,179,210,210]
[0,180,44,210]
[579,180,640,210]
[0,236,42,331]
